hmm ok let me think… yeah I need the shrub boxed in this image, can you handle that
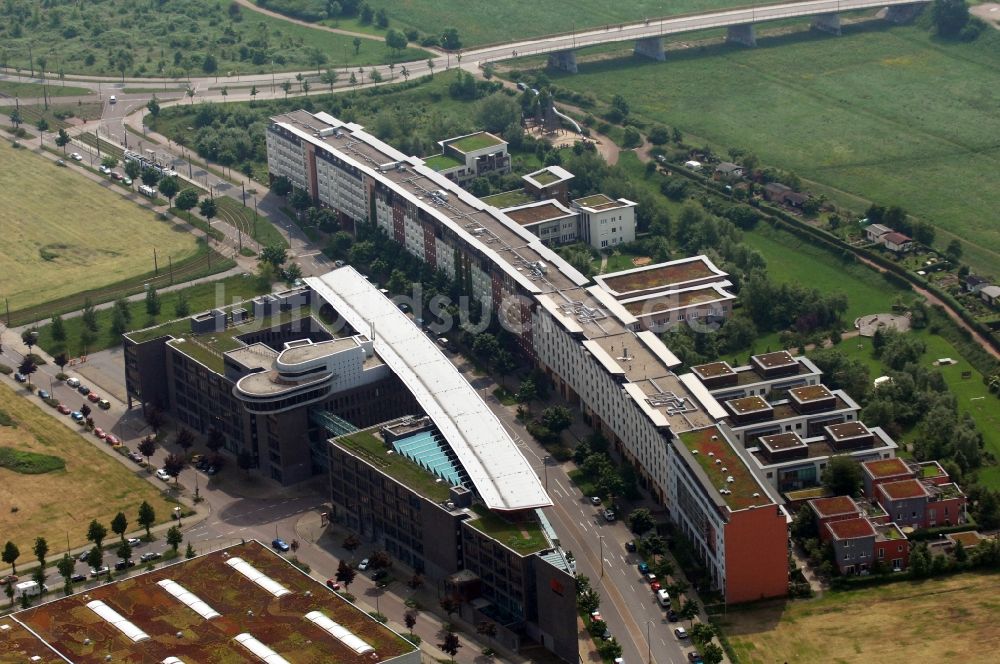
[0,364,12,375]
[0,447,66,474]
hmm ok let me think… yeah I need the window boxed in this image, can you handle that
[878,548,884,559]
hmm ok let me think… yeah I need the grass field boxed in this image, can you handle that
[822,329,1000,488]
[362,0,746,47]
[0,139,202,313]
[0,0,430,78]
[35,274,266,358]
[0,81,93,98]
[545,22,1000,275]
[723,571,1000,663]
[0,382,173,557]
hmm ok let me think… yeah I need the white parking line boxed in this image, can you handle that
[555,478,567,493]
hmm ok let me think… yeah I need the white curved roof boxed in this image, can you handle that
[157,579,221,620]
[305,610,375,655]
[226,557,292,597]
[308,268,551,511]
[86,600,149,643]
[234,633,291,664]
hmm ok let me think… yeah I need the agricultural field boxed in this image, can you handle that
[544,22,1000,275]
[0,139,201,314]
[357,0,748,46]
[0,0,429,78]
[723,572,1000,663]
[0,382,173,555]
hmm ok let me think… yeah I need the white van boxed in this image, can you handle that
[656,588,671,608]
[138,184,157,197]
[108,95,117,104]
[15,580,48,599]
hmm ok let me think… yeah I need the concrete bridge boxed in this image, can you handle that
[463,0,927,73]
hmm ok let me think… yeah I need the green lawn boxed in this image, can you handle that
[819,330,1000,489]
[0,80,93,98]
[544,23,1000,275]
[0,0,430,78]
[34,274,264,358]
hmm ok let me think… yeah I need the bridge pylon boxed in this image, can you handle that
[811,12,842,35]
[726,24,757,47]
[547,50,578,73]
[634,36,666,61]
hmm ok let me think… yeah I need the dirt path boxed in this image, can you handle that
[971,3,1000,28]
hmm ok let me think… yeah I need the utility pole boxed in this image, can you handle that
[169,256,174,285]
[153,248,158,275]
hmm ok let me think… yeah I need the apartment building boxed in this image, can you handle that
[424,131,511,185]
[862,458,967,528]
[808,496,911,574]
[264,110,788,603]
[690,351,823,401]
[720,384,862,447]
[571,194,637,249]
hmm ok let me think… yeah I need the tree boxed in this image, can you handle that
[138,501,156,539]
[185,542,196,559]
[116,540,132,562]
[111,512,128,542]
[353,37,363,55]
[146,96,161,118]
[701,642,724,664]
[438,630,461,661]
[627,508,655,535]
[931,0,970,37]
[175,188,199,213]
[206,428,225,453]
[138,435,157,468]
[125,159,141,183]
[335,559,357,588]
[385,29,408,57]
[2,541,19,574]
[439,595,460,620]
[441,27,461,50]
[18,357,37,386]
[50,314,67,343]
[370,550,392,570]
[86,544,102,572]
[56,553,75,589]
[87,520,108,551]
[404,611,417,633]
[281,80,291,98]
[174,291,190,317]
[517,377,538,410]
[198,198,218,221]
[146,407,165,433]
[476,94,521,134]
[8,108,22,128]
[21,328,38,354]
[145,286,161,317]
[260,244,288,268]
[476,620,497,648]
[166,526,183,552]
[55,128,71,153]
[945,239,963,263]
[79,403,92,420]
[101,155,118,170]
[343,534,361,554]
[679,598,699,627]
[577,587,601,614]
[163,453,187,484]
[427,58,435,77]
[598,637,622,661]
[540,406,572,435]
[158,176,180,205]
[141,166,160,187]
[321,68,338,91]
[368,68,383,85]
[36,117,50,140]
[250,85,259,106]
[821,456,863,497]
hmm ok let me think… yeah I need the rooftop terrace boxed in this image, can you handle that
[574,193,625,211]
[465,504,549,555]
[595,255,725,297]
[14,541,414,664]
[864,457,912,479]
[445,132,505,153]
[423,152,464,171]
[678,426,772,511]
[621,286,731,316]
[334,427,453,503]
[879,479,929,501]
[810,495,860,518]
[502,201,574,226]
[827,517,877,540]
[481,189,534,208]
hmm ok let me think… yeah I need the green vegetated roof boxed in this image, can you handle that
[424,153,463,171]
[447,132,503,153]
[466,503,548,555]
[530,170,560,185]
[337,428,452,503]
[483,189,534,208]
[679,426,771,511]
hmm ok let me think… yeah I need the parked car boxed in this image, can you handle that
[70,411,84,423]
[687,653,704,663]
[13,372,26,383]
[110,171,123,181]
[357,558,370,571]
[46,400,60,409]
[70,152,83,161]
[637,562,650,574]
[105,434,121,446]
[127,537,142,546]
[334,260,346,267]
[326,579,341,591]
[93,427,106,439]
[140,552,161,563]
[98,165,111,174]
[90,566,110,578]
[70,573,86,583]
[37,389,50,400]
[87,392,100,403]
[656,589,671,607]
[128,450,144,463]
[674,627,689,640]
[57,404,71,415]
[98,399,111,410]
[66,377,81,388]
[1,574,17,585]
[271,538,290,552]
[603,509,616,522]
[590,609,602,623]
[589,496,602,506]
[625,540,637,553]
[667,608,679,622]
[601,626,612,641]
[122,176,133,186]
[77,385,90,395]
[155,468,171,481]
[371,569,388,582]
[114,559,135,571]
[78,551,91,563]
[56,159,67,167]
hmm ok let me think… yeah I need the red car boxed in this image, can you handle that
[57,404,71,415]
[110,171,123,181]
[650,580,661,592]
[87,392,101,403]
[105,434,121,446]
[325,579,341,591]
[93,427,106,439]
